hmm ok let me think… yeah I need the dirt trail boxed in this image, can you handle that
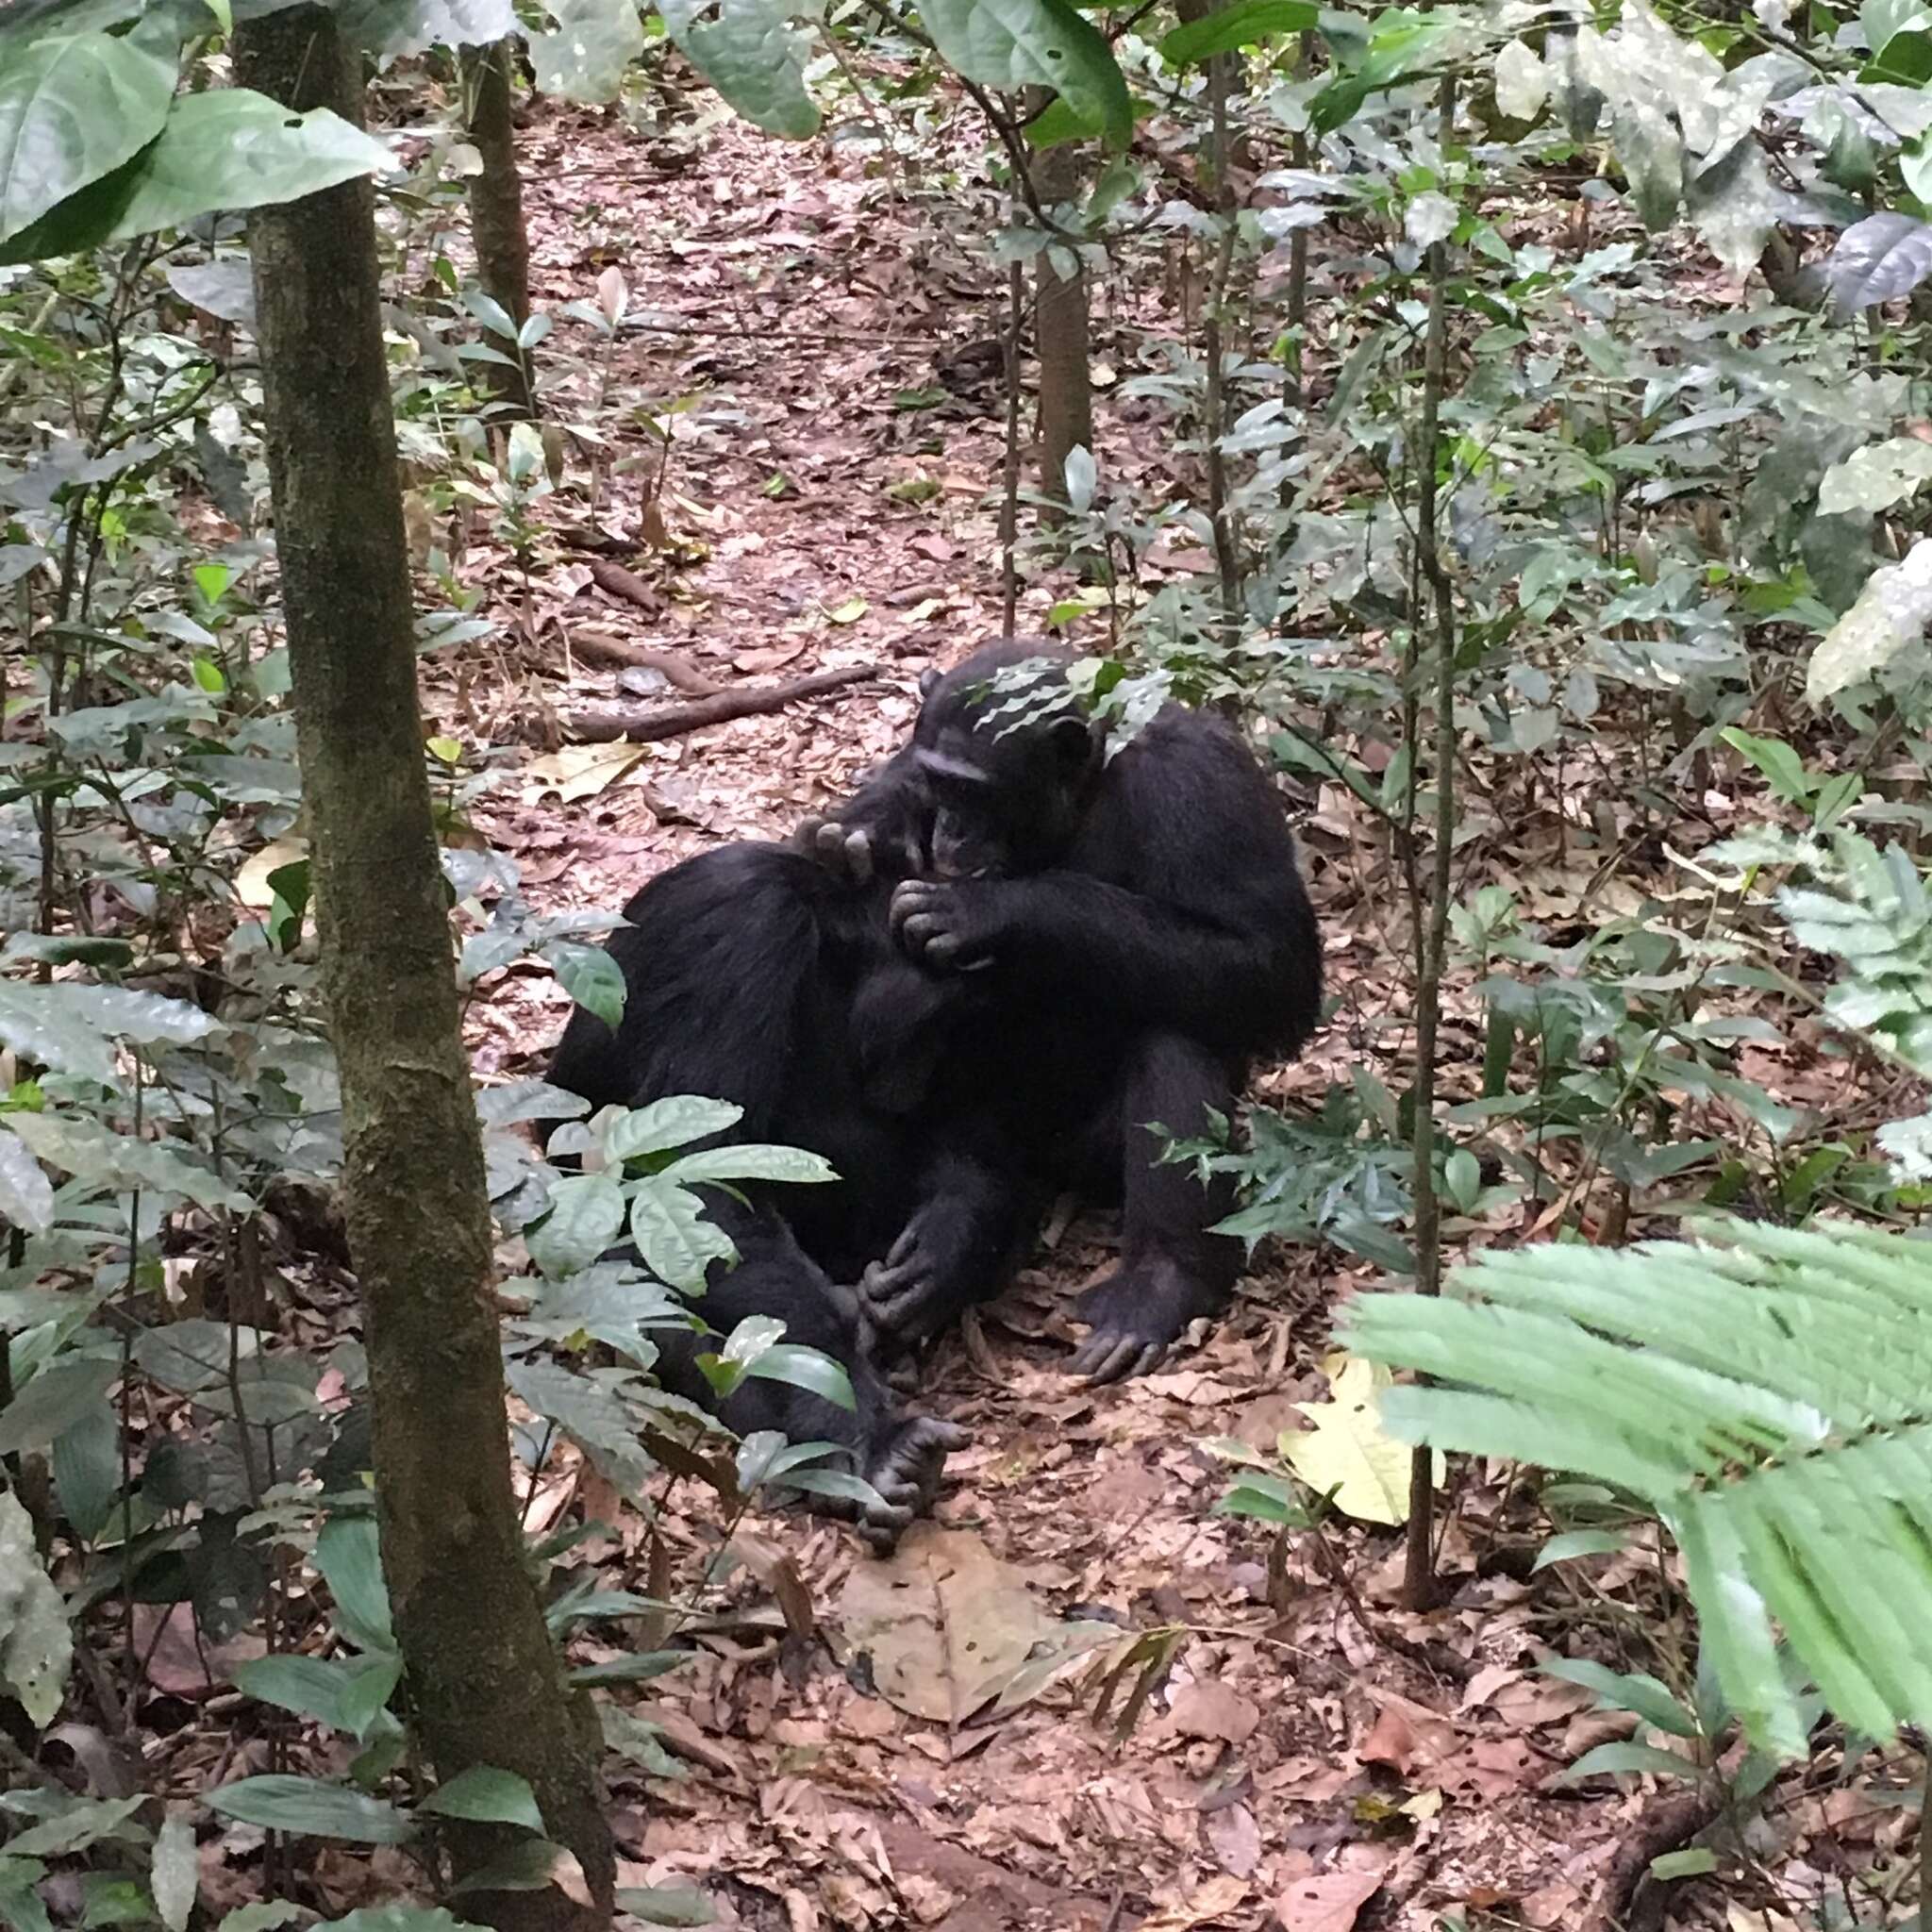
[454,102,1621,1932]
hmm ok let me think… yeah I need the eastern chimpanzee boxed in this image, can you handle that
[795,641,1324,1382]
[547,842,966,1550]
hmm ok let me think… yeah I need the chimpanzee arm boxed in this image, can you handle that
[891,870,1317,1053]
[794,742,931,885]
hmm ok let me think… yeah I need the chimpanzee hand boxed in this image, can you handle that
[859,1206,967,1343]
[793,813,883,885]
[856,1414,970,1553]
[1066,1256,1210,1384]
[890,879,1006,973]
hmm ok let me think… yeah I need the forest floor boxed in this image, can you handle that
[391,90,1901,1932]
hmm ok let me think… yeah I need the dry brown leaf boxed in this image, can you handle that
[1169,1679,1260,1745]
[1273,1869,1383,1932]
[1138,1873,1249,1930]
[1206,1801,1263,1876]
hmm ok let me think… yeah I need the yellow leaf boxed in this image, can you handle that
[523,741,650,804]
[235,838,308,910]
[1282,1354,1415,1525]
[825,596,869,625]
[425,736,463,765]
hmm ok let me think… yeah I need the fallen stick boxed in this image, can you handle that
[560,663,879,743]
[566,627,725,694]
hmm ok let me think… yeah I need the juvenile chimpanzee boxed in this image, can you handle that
[797,641,1324,1382]
[547,841,966,1549]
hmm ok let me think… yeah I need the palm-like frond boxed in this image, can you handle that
[1343,1220,1932,1755]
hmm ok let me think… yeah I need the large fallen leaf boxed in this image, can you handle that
[1137,1874,1248,1931]
[1283,1353,1420,1525]
[1274,1869,1384,1932]
[523,741,652,804]
[840,1525,1111,1723]
[235,837,308,910]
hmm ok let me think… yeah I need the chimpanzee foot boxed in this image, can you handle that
[1067,1258,1222,1385]
[857,1415,970,1554]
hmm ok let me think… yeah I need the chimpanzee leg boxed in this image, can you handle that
[1067,1032,1242,1384]
[858,1139,1038,1348]
[652,1193,966,1551]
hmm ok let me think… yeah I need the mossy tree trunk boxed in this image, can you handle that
[1027,108,1092,519]
[230,12,612,1925]
[461,36,535,418]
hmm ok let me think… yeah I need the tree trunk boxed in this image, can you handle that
[230,12,613,1925]
[1027,113,1092,518]
[461,36,535,418]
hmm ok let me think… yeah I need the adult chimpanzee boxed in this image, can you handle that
[795,641,1324,1382]
[547,841,966,1550]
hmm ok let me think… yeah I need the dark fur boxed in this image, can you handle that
[829,642,1324,1380]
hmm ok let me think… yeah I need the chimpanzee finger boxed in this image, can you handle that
[1069,1328,1144,1384]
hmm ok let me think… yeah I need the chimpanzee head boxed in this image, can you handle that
[910,642,1099,877]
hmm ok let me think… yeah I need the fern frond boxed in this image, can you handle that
[1345,1219,1932,1755]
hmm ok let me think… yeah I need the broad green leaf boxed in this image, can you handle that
[0,1130,54,1234]
[921,0,1133,145]
[1158,0,1317,65]
[616,1885,716,1925]
[0,1489,71,1725]
[1,1794,142,1859]
[208,1776,415,1844]
[419,1766,546,1835]
[1824,211,1932,312]
[151,1811,197,1932]
[1403,190,1457,250]
[42,983,222,1046]
[0,29,175,244]
[547,941,626,1032]
[233,1652,401,1741]
[314,1514,394,1656]
[659,1143,837,1187]
[743,1341,856,1411]
[1493,39,1547,119]
[629,1175,735,1295]
[0,1357,117,1457]
[1718,727,1809,806]
[51,1398,121,1542]
[1532,1528,1627,1570]
[333,0,517,58]
[527,1173,626,1278]
[2,92,394,265]
[602,1095,742,1161]
[7,1111,250,1212]
[1818,436,1932,515]
[659,0,820,137]
[218,1907,310,1932]
[0,981,119,1084]
[1807,534,1932,702]
[1559,1740,1698,1784]
[526,0,647,105]
[1541,1657,1699,1736]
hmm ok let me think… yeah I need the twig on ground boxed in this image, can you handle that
[557,663,879,743]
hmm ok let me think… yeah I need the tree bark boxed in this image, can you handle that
[1027,110,1092,518]
[230,13,612,1925]
[461,36,534,417]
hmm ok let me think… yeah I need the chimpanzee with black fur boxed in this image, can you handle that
[796,641,1323,1382]
[547,843,966,1550]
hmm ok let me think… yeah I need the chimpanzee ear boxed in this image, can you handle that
[1050,712,1099,771]
[918,667,942,700]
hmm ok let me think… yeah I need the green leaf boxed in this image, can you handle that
[52,1398,122,1543]
[151,1812,197,1932]
[615,1887,716,1926]
[217,1907,310,1932]
[1560,1740,1698,1784]
[921,0,1133,145]
[742,1342,856,1412]
[6,1111,250,1213]
[603,1095,742,1162]
[659,0,821,137]
[0,982,119,1085]
[0,1357,117,1457]
[548,941,626,1032]
[659,1143,837,1187]
[1807,534,1932,703]
[629,1175,734,1296]
[527,1173,626,1279]
[419,1766,546,1835]
[1531,1528,1626,1570]
[527,0,647,105]
[567,1650,691,1685]
[0,1130,54,1235]
[1541,1658,1700,1737]
[1817,436,1932,516]
[208,1776,415,1844]
[232,1653,401,1742]
[2,92,394,265]
[1159,0,1317,65]
[1,1794,143,1859]
[0,29,176,245]
[0,1489,72,1725]
[1718,727,1810,806]
[314,1513,394,1656]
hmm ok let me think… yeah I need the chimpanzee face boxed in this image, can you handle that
[914,708,1096,877]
